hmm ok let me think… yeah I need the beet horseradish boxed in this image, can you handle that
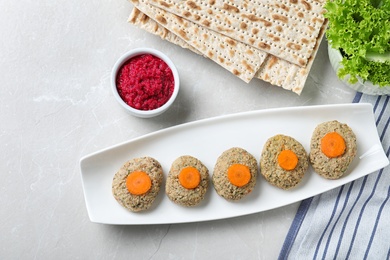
[116,54,175,111]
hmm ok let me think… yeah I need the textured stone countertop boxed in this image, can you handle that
[0,1,356,259]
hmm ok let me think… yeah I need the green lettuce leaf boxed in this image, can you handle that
[324,0,390,87]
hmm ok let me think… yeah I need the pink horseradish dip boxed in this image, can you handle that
[116,54,175,111]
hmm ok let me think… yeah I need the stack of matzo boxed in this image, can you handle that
[127,0,328,94]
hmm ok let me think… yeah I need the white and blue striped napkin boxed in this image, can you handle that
[279,93,390,260]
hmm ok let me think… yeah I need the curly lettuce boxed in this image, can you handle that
[324,0,390,87]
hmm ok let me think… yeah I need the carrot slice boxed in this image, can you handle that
[227,164,251,187]
[278,150,298,171]
[126,171,152,195]
[179,167,201,189]
[321,132,346,158]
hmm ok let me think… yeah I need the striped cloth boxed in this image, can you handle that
[279,93,390,260]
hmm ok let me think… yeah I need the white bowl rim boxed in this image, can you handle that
[111,47,180,118]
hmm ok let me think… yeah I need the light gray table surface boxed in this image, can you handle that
[0,1,356,259]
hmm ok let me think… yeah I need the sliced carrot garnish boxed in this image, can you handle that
[321,132,346,158]
[126,171,152,195]
[179,167,201,189]
[227,164,251,187]
[278,150,298,171]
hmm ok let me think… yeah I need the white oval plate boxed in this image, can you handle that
[80,104,389,225]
